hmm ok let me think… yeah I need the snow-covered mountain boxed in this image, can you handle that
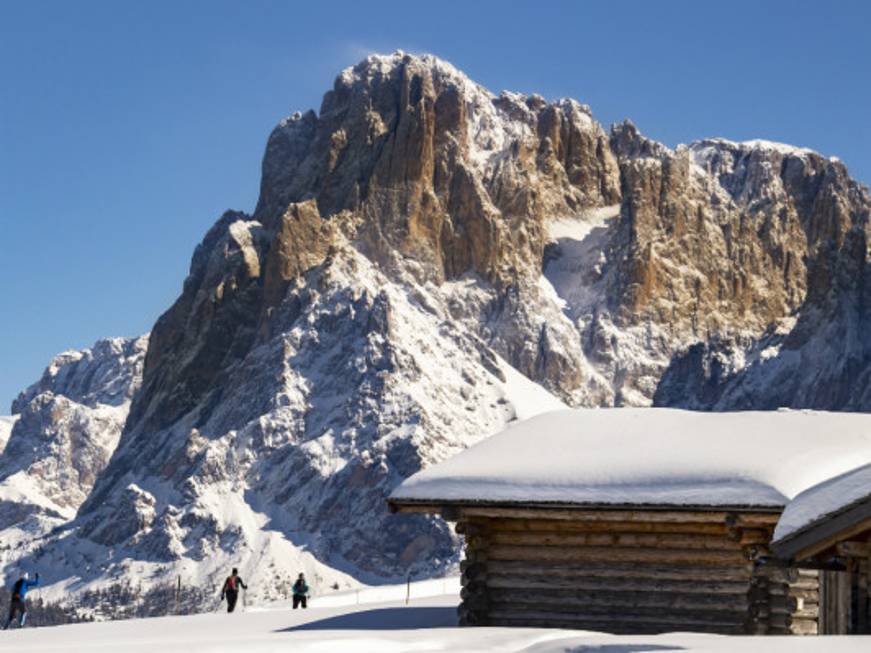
[0,337,147,573]
[2,51,870,614]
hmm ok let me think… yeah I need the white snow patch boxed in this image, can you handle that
[544,205,620,318]
[495,357,567,421]
[392,408,871,508]
[0,415,17,453]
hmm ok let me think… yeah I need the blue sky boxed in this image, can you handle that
[1,0,869,411]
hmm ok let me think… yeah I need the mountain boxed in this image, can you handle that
[0,337,147,564]
[2,51,869,612]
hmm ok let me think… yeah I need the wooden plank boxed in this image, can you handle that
[819,570,850,634]
[485,560,754,581]
[486,573,750,595]
[486,544,749,565]
[486,530,745,551]
[858,558,869,633]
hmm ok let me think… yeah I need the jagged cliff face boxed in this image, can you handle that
[3,51,870,607]
[0,337,147,562]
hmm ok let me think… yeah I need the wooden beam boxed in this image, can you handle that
[459,506,780,524]
[774,501,871,561]
[835,540,871,558]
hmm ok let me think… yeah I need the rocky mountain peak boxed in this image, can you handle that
[2,53,870,614]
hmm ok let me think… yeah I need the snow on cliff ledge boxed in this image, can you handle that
[390,408,871,509]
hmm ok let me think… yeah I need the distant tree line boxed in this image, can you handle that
[0,587,89,627]
[1,579,215,628]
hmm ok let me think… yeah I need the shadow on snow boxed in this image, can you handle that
[277,606,458,631]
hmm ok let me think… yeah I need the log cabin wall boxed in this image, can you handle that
[455,509,816,635]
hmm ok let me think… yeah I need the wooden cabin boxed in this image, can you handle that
[389,408,871,635]
[772,463,871,633]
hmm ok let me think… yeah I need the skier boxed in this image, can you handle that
[292,572,309,609]
[4,572,39,629]
[220,568,247,613]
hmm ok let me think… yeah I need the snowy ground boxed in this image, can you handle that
[1,588,869,652]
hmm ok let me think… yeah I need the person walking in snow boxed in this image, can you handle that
[220,568,248,613]
[4,572,39,629]
[292,573,309,609]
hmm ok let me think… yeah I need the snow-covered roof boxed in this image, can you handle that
[772,462,871,548]
[390,408,871,510]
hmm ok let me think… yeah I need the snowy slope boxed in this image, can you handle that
[0,591,868,653]
[0,415,17,453]
[392,408,871,507]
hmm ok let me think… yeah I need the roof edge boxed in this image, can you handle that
[388,496,784,514]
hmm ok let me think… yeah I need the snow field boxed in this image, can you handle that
[1,589,869,652]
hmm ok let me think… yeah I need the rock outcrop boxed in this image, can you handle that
[0,336,148,569]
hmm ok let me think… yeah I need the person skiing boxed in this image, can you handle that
[292,572,309,609]
[4,572,39,629]
[220,568,247,613]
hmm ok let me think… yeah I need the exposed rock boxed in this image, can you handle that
[0,336,147,572]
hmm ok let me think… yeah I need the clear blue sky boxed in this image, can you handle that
[1,0,869,412]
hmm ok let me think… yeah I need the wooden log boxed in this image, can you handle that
[487,588,750,612]
[485,573,750,595]
[457,605,486,627]
[835,540,871,558]
[459,561,487,578]
[486,544,749,566]
[487,530,746,551]
[487,615,746,634]
[485,560,754,581]
[486,607,747,629]
[739,529,772,546]
[791,606,820,620]
[488,603,749,625]
[787,577,820,591]
[460,506,780,525]
[459,589,488,608]
[786,588,819,601]
[790,617,819,636]
[463,547,487,564]
[485,518,733,535]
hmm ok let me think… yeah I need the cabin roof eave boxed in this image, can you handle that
[772,496,871,561]
[388,497,783,520]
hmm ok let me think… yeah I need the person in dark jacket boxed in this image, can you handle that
[220,568,247,613]
[292,573,309,609]
[4,572,39,629]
